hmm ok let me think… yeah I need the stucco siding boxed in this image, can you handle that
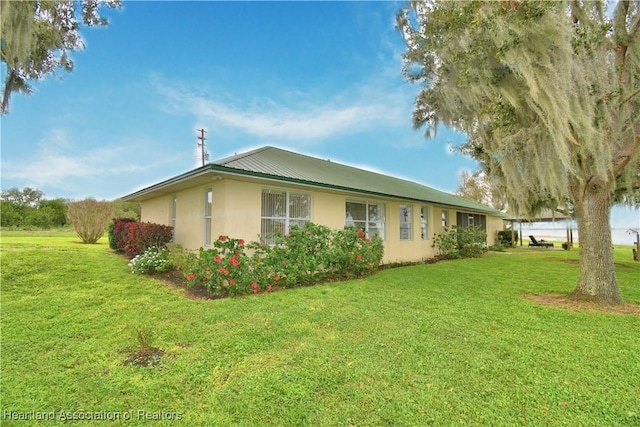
[139,176,504,262]
[140,196,170,226]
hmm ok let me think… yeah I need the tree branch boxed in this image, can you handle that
[620,86,640,106]
[612,114,640,177]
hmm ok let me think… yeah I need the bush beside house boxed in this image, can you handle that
[181,222,384,297]
[108,218,173,257]
[432,225,488,259]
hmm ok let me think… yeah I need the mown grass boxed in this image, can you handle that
[1,231,639,426]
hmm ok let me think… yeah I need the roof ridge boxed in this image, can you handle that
[213,146,274,165]
[205,145,505,216]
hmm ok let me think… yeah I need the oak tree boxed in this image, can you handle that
[0,0,121,114]
[397,0,640,305]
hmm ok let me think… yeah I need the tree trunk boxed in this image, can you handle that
[570,183,624,305]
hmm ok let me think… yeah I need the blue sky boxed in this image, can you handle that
[1,1,638,229]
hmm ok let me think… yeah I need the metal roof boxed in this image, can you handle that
[213,146,506,216]
[124,146,507,217]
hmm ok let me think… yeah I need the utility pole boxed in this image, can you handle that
[197,128,209,166]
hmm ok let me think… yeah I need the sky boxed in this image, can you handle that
[1,0,638,230]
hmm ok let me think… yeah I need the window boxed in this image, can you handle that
[345,201,386,239]
[261,189,311,244]
[170,196,177,242]
[204,189,212,246]
[399,205,412,240]
[442,210,449,228]
[456,212,487,230]
[420,206,429,240]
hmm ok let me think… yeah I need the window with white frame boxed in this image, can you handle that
[345,200,386,240]
[399,205,412,240]
[204,189,212,246]
[170,196,177,242]
[261,189,311,244]
[441,209,449,229]
[421,206,429,240]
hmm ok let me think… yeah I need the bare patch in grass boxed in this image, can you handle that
[526,293,640,316]
[123,347,164,367]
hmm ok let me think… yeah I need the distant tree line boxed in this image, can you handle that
[1,187,139,228]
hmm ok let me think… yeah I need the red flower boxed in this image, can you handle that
[253,288,259,294]
[186,272,196,281]
[267,285,272,292]
[239,239,245,246]
[252,282,258,289]
[219,267,229,275]
[275,275,281,281]
[365,238,371,243]
[219,235,227,242]
[230,256,239,267]
[356,254,363,261]
[229,279,236,285]
[358,229,365,238]
[214,255,222,263]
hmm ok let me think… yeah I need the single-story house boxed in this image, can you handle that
[122,146,507,263]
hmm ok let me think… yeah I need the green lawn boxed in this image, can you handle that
[1,231,639,426]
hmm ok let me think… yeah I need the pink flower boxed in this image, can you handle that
[275,275,281,281]
[306,231,311,235]
[239,239,245,245]
[219,267,229,276]
[252,282,258,289]
[267,285,272,292]
[365,238,371,243]
[253,288,259,294]
[229,279,236,285]
[186,272,196,281]
[214,255,222,263]
[230,256,239,267]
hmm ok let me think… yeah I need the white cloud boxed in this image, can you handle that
[1,128,161,190]
[157,75,412,144]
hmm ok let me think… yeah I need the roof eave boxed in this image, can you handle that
[121,165,217,201]
[122,163,506,217]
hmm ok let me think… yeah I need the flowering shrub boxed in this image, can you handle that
[329,227,384,278]
[263,222,334,286]
[182,222,384,297]
[183,236,254,296]
[129,246,173,274]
